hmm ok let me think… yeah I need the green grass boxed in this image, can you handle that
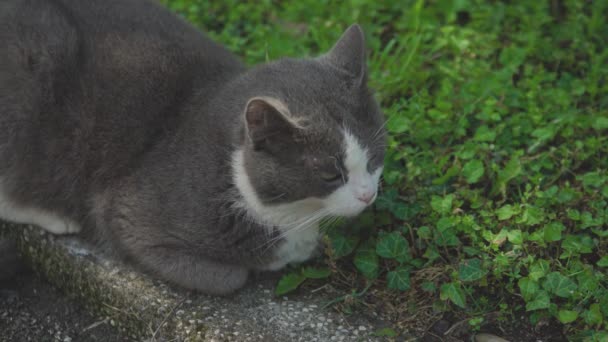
[162,0,607,339]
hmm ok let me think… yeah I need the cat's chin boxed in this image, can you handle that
[325,199,374,218]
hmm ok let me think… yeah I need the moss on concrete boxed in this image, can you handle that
[1,222,207,341]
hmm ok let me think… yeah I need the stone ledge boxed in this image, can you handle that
[1,222,387,341]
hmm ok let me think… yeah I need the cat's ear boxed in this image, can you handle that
[319,24,367,83]
[245,97,302,150]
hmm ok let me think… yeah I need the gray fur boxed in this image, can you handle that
[0,0,385,295]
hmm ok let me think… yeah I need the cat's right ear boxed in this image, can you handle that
[319,24,367,84]
[244,97,302,150]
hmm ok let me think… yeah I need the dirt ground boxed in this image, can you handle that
[421,313,568,342]
[0,267,124,342]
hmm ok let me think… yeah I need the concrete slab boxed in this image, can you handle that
[1,222,390,341]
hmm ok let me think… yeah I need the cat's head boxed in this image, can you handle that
[233,24,386,224]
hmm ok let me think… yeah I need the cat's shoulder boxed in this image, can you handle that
[2,0,82,69]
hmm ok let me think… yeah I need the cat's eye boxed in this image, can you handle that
[319,171,342,183]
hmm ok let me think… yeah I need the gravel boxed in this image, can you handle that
[196,277,382,341]
[0,268,123,342]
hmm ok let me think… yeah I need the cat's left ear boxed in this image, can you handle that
[244,97,302,150]
[319,24,367,84]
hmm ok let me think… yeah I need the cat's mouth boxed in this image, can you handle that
[322,189,378,218]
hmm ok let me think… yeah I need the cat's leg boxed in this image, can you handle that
[0,186,80,234]
[133,249,249,295]
[92,199,248,294]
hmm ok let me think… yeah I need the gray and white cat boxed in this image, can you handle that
[0,0,386,295]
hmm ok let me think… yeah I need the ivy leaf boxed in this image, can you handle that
[507,229,524,245]
[458,258,488,282]
[575,271,596,296]
[330,234,359,259]
[387,266,411,291]
[434,217,461,247]
[592,227,608,238]
[490,228,508,246]
[275,272,306,296]
[376,231,411,263]
[462,159,485,184]
[579,171,605,188]
[582,304,603,325]
[354,240,379,279]
[386,115,409,134]
[602,294,608,317]
[440,282,466,308]
[493,157,522,196]
[561,234,594,257]
[417,226,432,239]
[473,125,496,142]
[528,259,551,281]
[518,277,539,302]
[431,194,454,215]
[557,310,579,324]
[433,165,460,185]
[543,222,565,242]
[580,211,603,229]
[421,281,437,293]
[518,206,545,226]
[301,267,331,279]
[567,209,581,221]
[525,290,550,311]
[542,272,578,298]
[496,204,518,220]
[595,116,608,129]
[597,256,608,267]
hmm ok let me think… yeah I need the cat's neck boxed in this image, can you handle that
[231,149,324,232]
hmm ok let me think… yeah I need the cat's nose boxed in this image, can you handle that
[357,191,376,205]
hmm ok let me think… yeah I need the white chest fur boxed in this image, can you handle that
[232,150,324,268]
[263,224,320,270]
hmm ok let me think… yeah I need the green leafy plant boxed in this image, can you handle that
[163,0,608,338]
[275,267,331,296]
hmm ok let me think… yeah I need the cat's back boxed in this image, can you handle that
[0,0,244,219]
[0,0,244,164]
[1,0,242,78]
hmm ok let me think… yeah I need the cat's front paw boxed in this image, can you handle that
[214,266,249,295]
[176,262,249,296]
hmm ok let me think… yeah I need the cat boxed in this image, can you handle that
[0,0,386,295]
